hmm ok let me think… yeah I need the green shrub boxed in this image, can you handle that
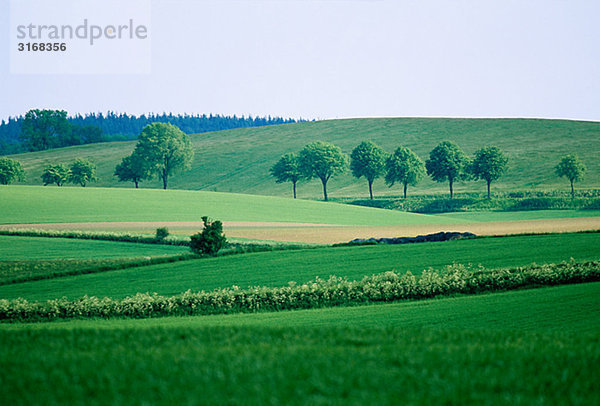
[155,227,169,241]
[190,217,227,256]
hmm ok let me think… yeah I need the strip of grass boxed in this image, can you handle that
[1,283,598,405]
[0,235,190,261]
[0,185,459,226]
[0,256,197,286]
[2,232,600,302]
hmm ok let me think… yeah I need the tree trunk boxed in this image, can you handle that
[321,179,328,201]
[292,181,297,199]
[449,178,454,199]
[368,180,374,200]
[162,170,168,190]
[134,180,139,189]
[403,182,408,199]
[571,180,575,199]
[487,181,491,199]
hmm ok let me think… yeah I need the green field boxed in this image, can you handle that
[2,232,599,302]
[1,283,598,405]
[0,235,188,261]
[2,185,600,229]
[0,185,460,225]
[7,118,600,198]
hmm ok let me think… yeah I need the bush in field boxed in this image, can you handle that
[155,227,169,241]
[41,163,70,186]
[69,158,98,187]
[190,217,227,256]
[0,158,25,185]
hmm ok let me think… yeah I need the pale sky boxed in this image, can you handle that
[1,0,599,121]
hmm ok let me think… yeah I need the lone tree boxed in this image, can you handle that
[114,151,151,188]
[69,158,97,187]
[190,217,227,256]
[384,146,425,198]
[0,158,25,185]
[20,109,72,151]
[555,154,586,198]
[470,146,509,199]
[134,123,194,189]
[270,153,302,198]
[299,141,348,201]
[41,163,70,186]
[350,141,386,200]
[425,141,470,198]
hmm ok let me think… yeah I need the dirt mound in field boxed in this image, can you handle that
[345,231,477,246]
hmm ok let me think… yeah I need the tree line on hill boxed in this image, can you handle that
[0,109,305,155]
[270,140,587,200]
[0,123,589,201]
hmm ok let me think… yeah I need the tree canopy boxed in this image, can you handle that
[425,141,470,198]
[69,158,98,187]
[385,146,425,198]
[41,163,70,186]
[133,123,194,189]
[20,109,72,151]
[555,154,586,198]
[350,141,386,200]
[470,146,509,198]
[298,141,348,201]
[114,151,151,188]
[270,153,302,198]
[0,158,25,185]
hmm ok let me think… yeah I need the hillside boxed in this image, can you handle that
[6,118,600,199]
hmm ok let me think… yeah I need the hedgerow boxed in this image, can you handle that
[337,190,600,213]
[1,260,598,323]
[0,229,189,246]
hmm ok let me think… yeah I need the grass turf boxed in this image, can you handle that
[1,283,598,405]
[2,232,599,301]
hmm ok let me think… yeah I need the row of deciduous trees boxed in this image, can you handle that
[0,126,588,200]
[40,159,98,187]
[271,140,587,200]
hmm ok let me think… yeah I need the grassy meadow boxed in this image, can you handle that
[0,185,459,226]
[2,232,599,301]
[1,283,598,405]
[7,118,600,198]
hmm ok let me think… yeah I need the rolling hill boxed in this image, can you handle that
[5,118,600,198]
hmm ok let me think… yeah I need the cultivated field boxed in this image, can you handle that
[1,232,600,301]
[1,283,598,404]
